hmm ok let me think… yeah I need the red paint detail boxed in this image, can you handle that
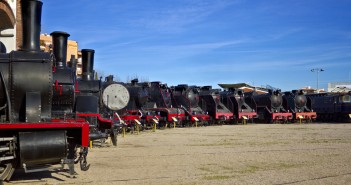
[53,80,63,96]
[144,115,161,123]
[271,112,293,120]
[215,112,233,120]
[51,118,86,123]
[75,81,80,93]
[191,114,211,122]
[59,86,63,95]
[77,113,113,123]
[81,124,89,146]
[121,115,140,121]
[119,110,142,122]
[167,113,186,122]
[0,122,90,147]
[55,80,59,91]
[295,112,317,120]
[52,66,56,73]
[238,112,257,119]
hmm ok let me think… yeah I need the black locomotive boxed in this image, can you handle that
[120,79,160,129]
[246,89,292,123]
[0,0,89,181]
[171,84,211,126]
[307,92,351,122]
[220,88,257,123]
[75,50,130,146]
[144,82,185,127]
[101,76,130,140]
[198,86,232,124]
[282,90,316,122]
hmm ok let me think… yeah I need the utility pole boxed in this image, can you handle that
[311,68,324,93]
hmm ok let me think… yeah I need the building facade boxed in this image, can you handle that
[328,82,351,93]
[0,0,16,52]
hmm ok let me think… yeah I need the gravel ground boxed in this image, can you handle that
[7,123,351,185]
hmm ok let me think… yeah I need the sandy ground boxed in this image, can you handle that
[6,123,351,185]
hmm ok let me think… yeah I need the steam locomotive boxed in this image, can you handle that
[144,82,185,127]
[246,90,293,123]
[198,86,232,124]
[220,88,257,123]
[0,0,89,181]
[171,84,211,126]
[123,79,162,129]
[282,90,316,122]
[75,50,130,146]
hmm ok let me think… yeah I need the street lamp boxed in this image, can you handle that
[311,68,324,93]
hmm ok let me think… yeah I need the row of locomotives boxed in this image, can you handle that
[171,85,211,127]
[306,92,351,122]
[144,82,185,128]
[220,88,257,124]
[115,78,158,132]
[282,90,317,123]
[198,86,233,125]
[247,89,293,123]
[75,50,129,146]
[0,0,90,182]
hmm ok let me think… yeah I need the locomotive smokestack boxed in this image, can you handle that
[105,75,113,82]
[50,31,70,68]
[81,49,95,81]
[131,78,138,85]
[21,0,43,51]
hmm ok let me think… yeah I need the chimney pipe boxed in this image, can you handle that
[21,0,42,51]
[105,75,114,82]
[81,49,95,81]
[131,78,138,85]
[50,31,70,68]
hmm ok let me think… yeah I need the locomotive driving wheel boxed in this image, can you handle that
[0,163,14,182]
[0,137,16,182]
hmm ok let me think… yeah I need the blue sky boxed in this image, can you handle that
[41,0,351,91]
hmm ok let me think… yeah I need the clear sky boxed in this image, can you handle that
[41,0,351,91]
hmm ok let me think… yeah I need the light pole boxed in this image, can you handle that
[311,68,324,93]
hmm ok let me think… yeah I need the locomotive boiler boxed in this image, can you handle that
[283,90,316,122]
[51,31,76,116]
[0,0,89,181]
[171,84,211,126]
[124,79,148,111]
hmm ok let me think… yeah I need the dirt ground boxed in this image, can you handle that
[7,123,351,185]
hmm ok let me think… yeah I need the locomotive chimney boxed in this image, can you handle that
[105,75,114,82]
[21,0,43,51]
[50,31,70,68]
[131,78,138,85]
[81,49,95,81]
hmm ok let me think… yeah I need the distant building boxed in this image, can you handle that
[218,83,268,94]
[328,82,351,93]
[0,0,17,53]
[299,86,326,94]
